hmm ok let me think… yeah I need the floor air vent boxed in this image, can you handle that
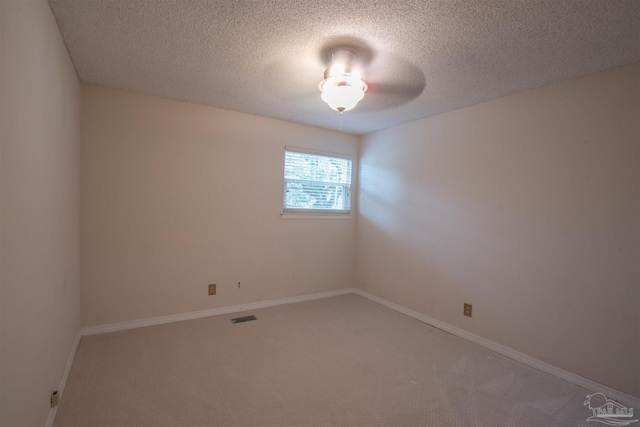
[231,315,257,324]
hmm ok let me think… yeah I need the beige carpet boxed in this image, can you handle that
[54,294,616,426]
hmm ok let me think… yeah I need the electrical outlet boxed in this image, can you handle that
[236,281,241,290]
[464,303,472,317]
[51,390,60,408]
[208,284,216,295]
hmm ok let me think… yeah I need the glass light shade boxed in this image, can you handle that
[319,75,367,112]
[328,63,345,78]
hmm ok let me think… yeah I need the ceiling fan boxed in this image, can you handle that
[263,37,426,120]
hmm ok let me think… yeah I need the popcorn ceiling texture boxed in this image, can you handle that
[49,0,640,134]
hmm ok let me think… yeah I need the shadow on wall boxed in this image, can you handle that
[357,158,526,345]
[356,132,625,376]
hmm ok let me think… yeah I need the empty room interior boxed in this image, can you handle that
[1,1,639,426]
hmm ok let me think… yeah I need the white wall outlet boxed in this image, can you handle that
[236,280,241,290]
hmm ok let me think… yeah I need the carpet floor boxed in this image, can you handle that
[53,294,622,426]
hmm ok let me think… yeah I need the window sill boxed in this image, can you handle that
[281,213,353,220]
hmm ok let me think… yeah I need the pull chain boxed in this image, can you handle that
[337,107,345,132]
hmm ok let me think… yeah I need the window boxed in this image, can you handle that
[283,147,352,215]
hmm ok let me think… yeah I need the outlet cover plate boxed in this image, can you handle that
[51,390,59,408]
[208,284,216,295]
[464,303,472,317]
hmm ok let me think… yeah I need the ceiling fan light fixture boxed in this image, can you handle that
[320,77,367,112]
[319,50,368,113]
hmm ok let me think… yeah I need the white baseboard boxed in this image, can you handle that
[352,288,640,409]
[45,332,81,427]
[80,288,355,336]
[73,286,639,411]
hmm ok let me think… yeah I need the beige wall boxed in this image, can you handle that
[1,4,636,423]
[81,85,358,327]
[0,0,82,426]
[357,63,640,397]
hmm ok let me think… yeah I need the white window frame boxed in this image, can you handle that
[282,146,353,219]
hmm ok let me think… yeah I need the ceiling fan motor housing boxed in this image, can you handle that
[319,50,368,113]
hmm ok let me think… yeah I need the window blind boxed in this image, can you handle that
[283,149,352,214]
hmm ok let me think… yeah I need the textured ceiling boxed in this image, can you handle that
[49,0,640,135]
